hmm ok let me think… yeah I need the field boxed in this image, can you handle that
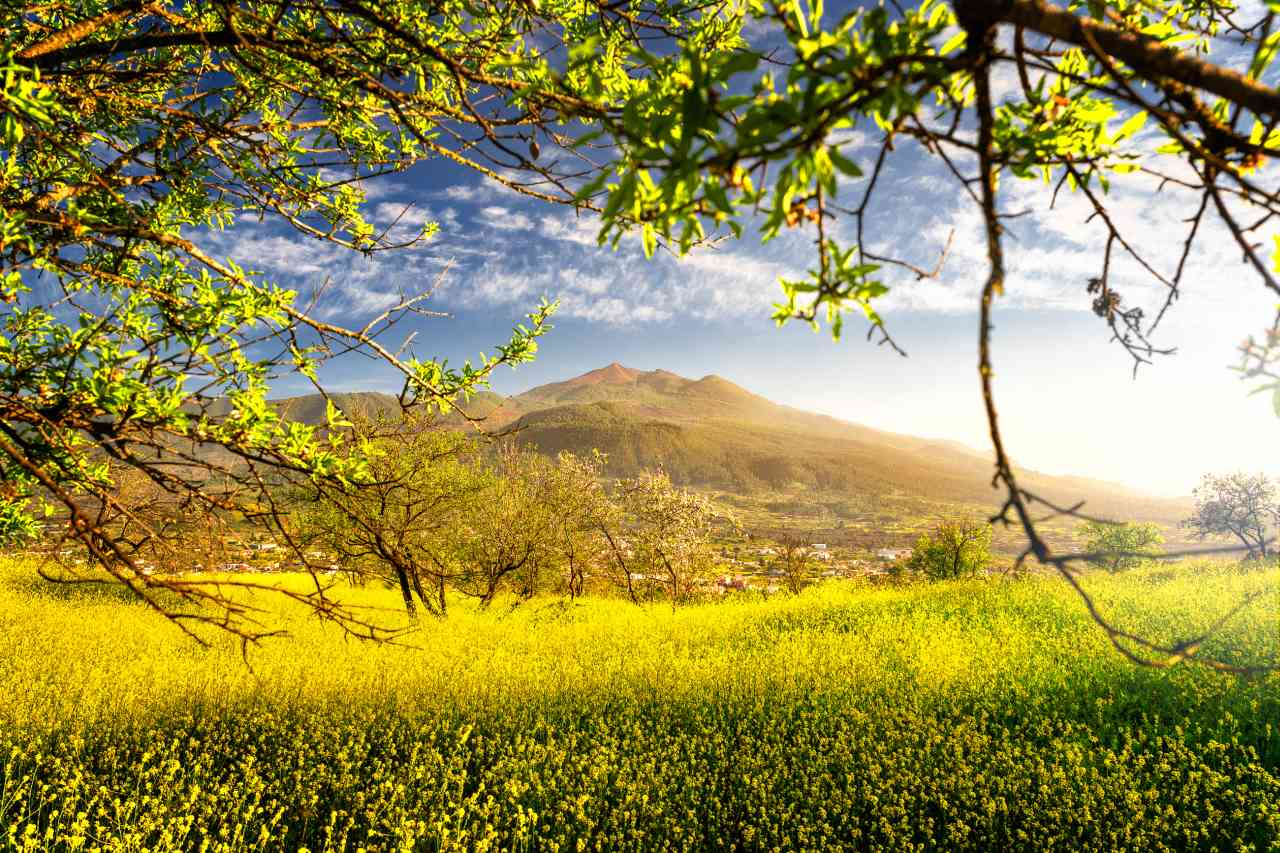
[0,558,1277,851]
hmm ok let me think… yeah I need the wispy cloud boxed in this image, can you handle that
[479,205,534,230]
[198,144,1279,340]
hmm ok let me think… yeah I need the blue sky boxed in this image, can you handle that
[202,84,1280,498]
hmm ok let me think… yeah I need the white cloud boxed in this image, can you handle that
[539,212,602,247]
[194,134,1280,344]
[479,205,534,231]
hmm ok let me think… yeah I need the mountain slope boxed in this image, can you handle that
[271,365,1190,525]
[489,366,1187,523]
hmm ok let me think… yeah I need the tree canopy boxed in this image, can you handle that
[1183,472,1280,559]
[5,0,1280,666]
[1078,520,1164,571]
[904,518,994,580]
[0,0,732,634]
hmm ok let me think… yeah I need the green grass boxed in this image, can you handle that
[0,558,1277,851]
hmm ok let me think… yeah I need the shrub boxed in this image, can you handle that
[905,519,993,581]
[1079,520,1164,572]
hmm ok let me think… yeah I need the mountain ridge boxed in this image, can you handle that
[264,365,1190,524]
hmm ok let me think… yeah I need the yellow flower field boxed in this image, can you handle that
[0,558,1276,851]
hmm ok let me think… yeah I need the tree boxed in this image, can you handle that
[296,430,619,615]
[441,445,565,607]
[1078,521,1164,572]
[1,1,732,636]
[905,519,993,581]
[292,411,485,619]
[608,469,728,607]
[772,531,815,595]
[1183,473,1280,560]
[541,450,615,601]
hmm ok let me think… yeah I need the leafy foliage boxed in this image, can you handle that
[905,518,994,580]
[1079,520,1165,572]
[581,0,1280,338]
[292,413,488,617]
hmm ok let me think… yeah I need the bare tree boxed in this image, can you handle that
[772,531,814,595]
[1183,473,1280,561]
[611,470,729,608]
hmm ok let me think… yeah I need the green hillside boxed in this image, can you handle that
[491,366,1188,524]
[270,365,1192,540]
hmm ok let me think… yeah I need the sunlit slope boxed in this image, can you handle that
[279,365,1190,523]
[495,366,1189,522]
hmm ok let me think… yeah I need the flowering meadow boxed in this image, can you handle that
[0,559,1276,851]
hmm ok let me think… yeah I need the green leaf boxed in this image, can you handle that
[1115,110,1147,141]
[641,224,657,258]
[828,147,863,178]
[939,30,966,55]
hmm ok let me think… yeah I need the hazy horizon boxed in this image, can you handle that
[291,297,1274,499]
[236,144,1277,500]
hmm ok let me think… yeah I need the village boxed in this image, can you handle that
[141,537,922,598]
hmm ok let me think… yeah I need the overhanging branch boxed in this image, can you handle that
[963,0,1280,117]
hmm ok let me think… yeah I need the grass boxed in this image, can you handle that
[0,558,1277,851]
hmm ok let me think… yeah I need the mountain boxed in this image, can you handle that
[273,365,1191,530]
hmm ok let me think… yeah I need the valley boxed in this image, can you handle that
[273,363,1197,558]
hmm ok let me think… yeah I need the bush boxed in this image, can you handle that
[905,519,993,581]
[1079,520,1164,572]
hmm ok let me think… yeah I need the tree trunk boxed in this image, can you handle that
[601,527,638,604]
[409,567,437,617]
[394,567,417,619]
[479,577,499,608]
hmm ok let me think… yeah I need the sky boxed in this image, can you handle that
[197,41,1280,500]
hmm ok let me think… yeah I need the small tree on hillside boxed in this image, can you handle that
[1078,521,1164,572]
[542,451,614,601]
[1183,473,1280,561]
[609,470,728,607]
[905,519,993,581]
[294,412,485,619]
[772,531,814,595]
[439,444,560,608]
